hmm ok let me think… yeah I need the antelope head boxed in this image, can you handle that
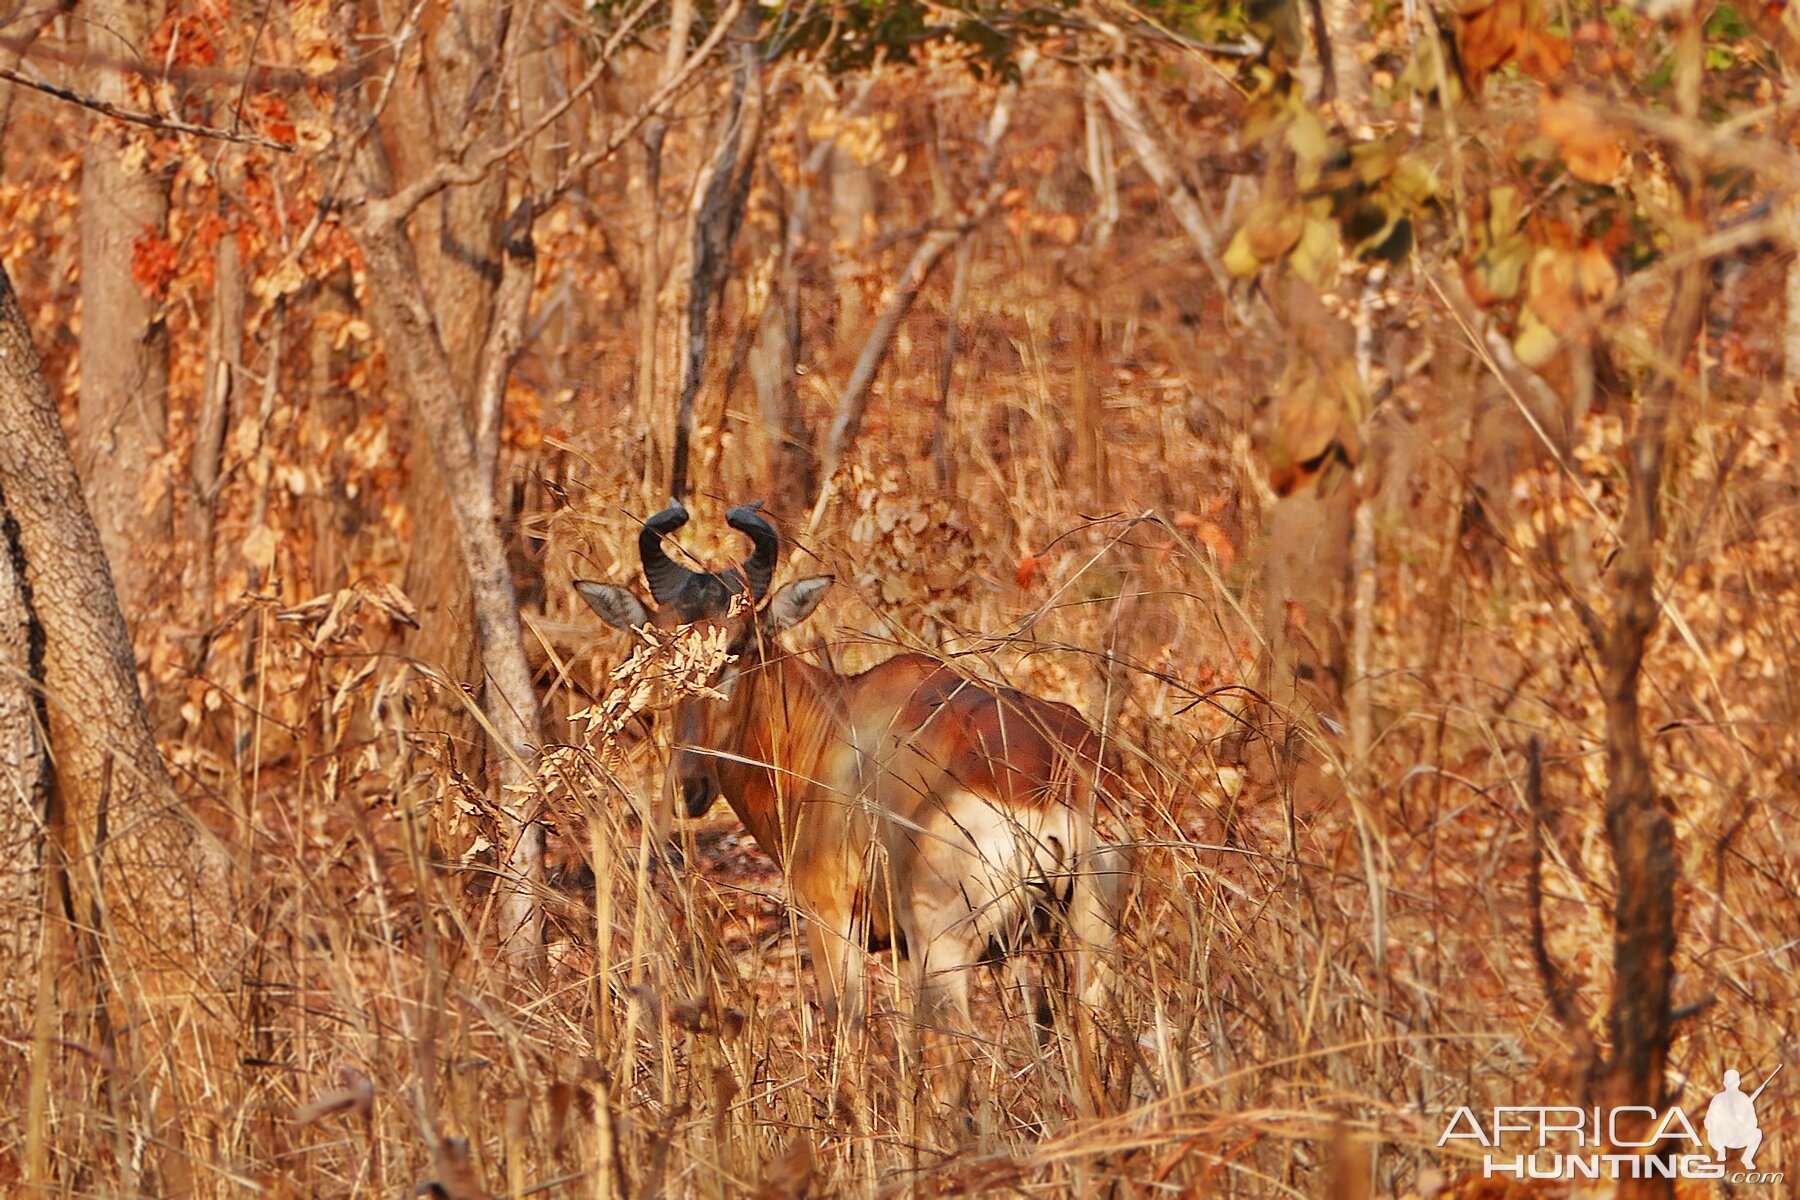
[576,501,832,816]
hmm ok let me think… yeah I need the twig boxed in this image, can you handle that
[0,63,295,150]
[1523,737,1596,1079]
[473,198,537,486]
[365,0,720,234]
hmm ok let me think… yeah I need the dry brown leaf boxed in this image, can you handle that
[1539,93,1626,184]
[1520,29,1573,80]
[1574,241,1620,304]
[1525,247,1582,330]
[364,579,421,628]
[750,1138,816,1200]
[1245,199,1306,261]
[1516,235,1618,364]
[1456,0,1528,93]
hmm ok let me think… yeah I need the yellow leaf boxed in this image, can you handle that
[1514,309,1560,365]
[1287,109,1331,190]
[1271,361,1341,469]
[1289,217,1340,286]
[1223,226,1262,277]
[255,257,307,300]
[294,118,333,153]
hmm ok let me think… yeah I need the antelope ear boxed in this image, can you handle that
[761,576,833,634]
[576,581,652,631]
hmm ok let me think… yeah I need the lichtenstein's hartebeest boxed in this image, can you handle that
[578,501,1130,1035]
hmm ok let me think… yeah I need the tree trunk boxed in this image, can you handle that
[190,157,246,636]
[670,0,762,500]
[77,0,171,624]
[637,0,696,494]
[827,142,875,344]
[345,1,549,968]
[389,0,511,700]
[1602,16,1706,1193]
[0,471,50,1031]
[356,211,547,973]
[0,260,234,1196]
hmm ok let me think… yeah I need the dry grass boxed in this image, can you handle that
[32,364,1793,1195]
[10,47,1799,1200]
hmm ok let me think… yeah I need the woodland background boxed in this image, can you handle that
[0,0,1795,1196]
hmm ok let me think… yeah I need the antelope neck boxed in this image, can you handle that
[712,644,847,867]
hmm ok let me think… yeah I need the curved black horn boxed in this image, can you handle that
[638,501,700,605]
[726,501,780,600]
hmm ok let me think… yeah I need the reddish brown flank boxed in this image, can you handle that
[894,666,1119,814]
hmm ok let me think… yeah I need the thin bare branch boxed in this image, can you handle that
[364,0,721,234]
[0,63,295,150]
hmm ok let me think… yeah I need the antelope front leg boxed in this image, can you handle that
[804,918,868,1034]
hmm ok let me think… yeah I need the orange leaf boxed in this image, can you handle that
[1574,242,1619,307]
[1015,553,1049,590]
[1520,30,1573,81]
[1174,510,1236,570]
[1539,93,1625,184]
[130,231,178,300]
[1193,520,1236,572]
[1456,0,1528,93]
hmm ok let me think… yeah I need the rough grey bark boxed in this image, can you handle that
[76,0,172,623]
[0,259,233,1196]
[0,465,49,1029]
